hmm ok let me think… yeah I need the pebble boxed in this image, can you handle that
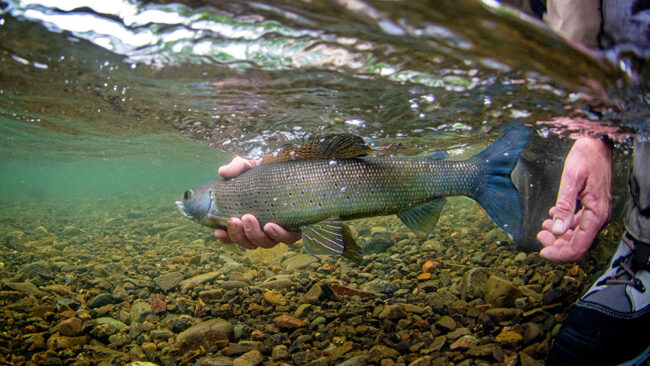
[368,345,400,362]
[301,283,323,303]
[233,350,264,366]
[282,254,318,271]
[176,318,233,352]
[221,343,251,357]
[379,283,398,295]
[58,317,83,337]
[496,329,523,345]
[179,271,220,292]
[435,315,456,331]
[263,290,286,305]
[450,335,479,350]
[154,272,183,291]
[258,278,292,289]
[272,345,289,361]
[130,300,152,323]
[88,293,115,308]
[272,314,305,329]
[447,327,471,340]
[485,275,522,307]
[221,280,250,289]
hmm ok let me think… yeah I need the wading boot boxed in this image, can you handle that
[547,232,650,366]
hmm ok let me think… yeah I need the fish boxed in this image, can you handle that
[176,128,531,263]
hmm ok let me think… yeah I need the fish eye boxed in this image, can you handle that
[183,190,192,200]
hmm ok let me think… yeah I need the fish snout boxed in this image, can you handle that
[175,200,192,218]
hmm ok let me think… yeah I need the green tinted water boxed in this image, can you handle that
[0,134,227,204]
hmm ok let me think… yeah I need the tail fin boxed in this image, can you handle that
[470,127,531,239]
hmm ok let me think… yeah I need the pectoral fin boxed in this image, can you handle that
[397,198,446,237]
[301,218,362,263]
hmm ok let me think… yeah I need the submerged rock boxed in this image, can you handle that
[88,293,115,308]
[3,282,47,298]
[485,275,522,307]
[154,271,183,291]
[179,271,221,292]
[282,254,317,271]
[57,317,84,337]
[273,315,305,329]
[176,318,233,352]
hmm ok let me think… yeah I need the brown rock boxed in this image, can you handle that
[58,317,83,337]
[485,275,522,307]
[495,329,523,345]
[422,260,438,273]
[435,315,456,331]
[462,267,490,300]
[485,307,522,323]
[263,290,286,306]
[176,318,233,352]
[151,294,167,314]
[378,304,407,320]
[273,315,305,329]
[467,343,503,362]
[450,335,478,350]
[233,350,264,366]
[47,333,88,350]
[301,283,323,304]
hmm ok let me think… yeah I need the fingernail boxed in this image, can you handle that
[266,226,277,236]
[243,218,251,231]
[551,219,564,233]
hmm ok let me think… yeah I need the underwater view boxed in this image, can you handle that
[1,0,648,365]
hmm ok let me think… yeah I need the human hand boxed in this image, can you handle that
[537,137,612,262]
[214,156,301,249]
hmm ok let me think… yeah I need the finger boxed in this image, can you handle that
[551,172,581,235]
[241,214,277,249]
[214,229,234,244]
[569,209,604,256]
[537,230,557,247]
[227,218,257,250]
[540,242,581,262]
[264,223,301,245]
[548,206,556,217]
[218,157,261,179]
[541,219,554,231]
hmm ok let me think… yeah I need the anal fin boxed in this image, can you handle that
[397,198,446,237]
[301,218,362,263]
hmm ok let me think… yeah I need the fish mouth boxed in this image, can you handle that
[175,200,192,219]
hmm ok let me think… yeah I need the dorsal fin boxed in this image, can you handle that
[262,134,371,163]
[428,151,449,160]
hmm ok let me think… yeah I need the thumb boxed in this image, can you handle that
[551,181,580,236]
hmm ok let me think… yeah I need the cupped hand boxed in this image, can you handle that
[214,156,301,249]
[537,137,612,262]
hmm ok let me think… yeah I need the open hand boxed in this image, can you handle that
[537,137,612,262]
